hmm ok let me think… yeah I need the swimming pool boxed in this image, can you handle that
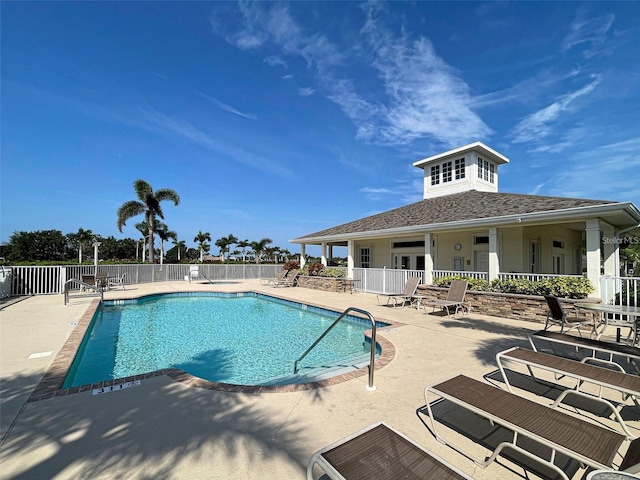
[63,292,387,388]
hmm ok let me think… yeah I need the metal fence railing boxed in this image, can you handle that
[352,268,424,294]
[7,264,284,296]
[600,275,640,305]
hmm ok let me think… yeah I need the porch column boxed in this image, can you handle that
[602,222,617,303]
[320,242,327,266]
[488,228,499,281]
[347,240,355,278]
[424,233,433,285]
[585,219,602,298]
[299,244,306,268]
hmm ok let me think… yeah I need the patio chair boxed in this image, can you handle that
[307,422,475,480]
[544,295,592,337]
[422,280,470,317]
[529,329,640,374]
[376,276,421,308]
[274,269,299,287]
[496,346,640,439]
[423,374,640,480]
[260,269,288,286]
[107,272,126,290]
[189,265,200,283]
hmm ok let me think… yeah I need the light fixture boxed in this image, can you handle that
[454,243,462,251]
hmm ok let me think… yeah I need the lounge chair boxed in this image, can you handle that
[544,295,593,337]
[307,421,475,480]
[423,374,640,480]
[528,329,640,374]
[107,272,126,290]
[422,280,470,317]
[376,276,421,308]
[274,269,299,287]
[260,269,288,286]
[496,346,640,439]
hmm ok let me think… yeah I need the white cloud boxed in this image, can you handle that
[510,76,601,144]
[195,91,257,120]
[563,10,615,58]
[208,1,491,147]
[264,55,288,69]
[297,87,316,97]
[360,187,394,194]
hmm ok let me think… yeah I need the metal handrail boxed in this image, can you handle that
[64,278,103,305]
[293,306,378,391]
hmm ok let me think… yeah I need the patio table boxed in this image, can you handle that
[576,303,640,345]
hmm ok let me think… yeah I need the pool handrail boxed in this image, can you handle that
[63,278,103,305]
[293,306,377,391]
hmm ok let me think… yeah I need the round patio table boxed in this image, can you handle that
[586,471,638,480]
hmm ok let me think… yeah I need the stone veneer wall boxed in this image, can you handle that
[417,285,598,325]
[297,276,352,293]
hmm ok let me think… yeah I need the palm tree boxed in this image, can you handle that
[173,239,187,262]
[116,179,180,264]
[194,231,211,262]
[69,228,94,263]
[237,239,250,262]
[249,238,272,264]
[215,233,239,261]
[135,221,150,262]
[156,222,177,266]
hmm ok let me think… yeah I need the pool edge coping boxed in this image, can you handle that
[29,291,401,401]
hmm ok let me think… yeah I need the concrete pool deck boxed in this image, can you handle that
[1,280,638,479]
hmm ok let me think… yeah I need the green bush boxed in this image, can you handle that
[317,267,346,278]
[433,275,594,299]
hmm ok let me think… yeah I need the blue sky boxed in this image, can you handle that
[2,1,639,255]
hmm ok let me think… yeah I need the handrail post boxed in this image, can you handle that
[293,306,377,391]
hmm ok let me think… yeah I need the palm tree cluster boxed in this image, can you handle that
[114,179,295,264]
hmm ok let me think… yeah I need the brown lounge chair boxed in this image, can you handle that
[544,294,593,336]
[260,269,288,286]
[496,346,640,439]
[423,374,640,480]
[376,276,421,308]
[274,269,299,287]
[528,329,640,374]
[307,421,475,480]
[422,279,470,317]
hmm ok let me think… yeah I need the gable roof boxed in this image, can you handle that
[292,190,639,243]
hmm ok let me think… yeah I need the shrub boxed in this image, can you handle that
[317,267,346,278]
[305,262,324,276]
[433,275,594,299]
[283,260,300,271]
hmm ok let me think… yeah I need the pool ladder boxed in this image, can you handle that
[293,307,377,391]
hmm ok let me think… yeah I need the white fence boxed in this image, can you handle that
[600,275,640,305]
[7,264,284,296]
[352,268,424,294]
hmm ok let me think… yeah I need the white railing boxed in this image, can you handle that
[351,268,424,294]
[498,272,584,282]
[433,270,488,281]
[599,275,640,305]
[7,264,284,296]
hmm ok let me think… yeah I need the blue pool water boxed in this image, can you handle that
[63,293,385,388]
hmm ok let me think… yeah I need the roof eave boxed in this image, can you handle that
[290,201,640,244]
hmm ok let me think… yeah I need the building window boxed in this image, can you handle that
[442,161,452,183]
[359,247,371,268]
[455,157,465,180]
[478,157,494,183]
[474,235,489,245]
[430,165,440,185]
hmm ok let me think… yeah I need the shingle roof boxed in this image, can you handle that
[296,190,615,239]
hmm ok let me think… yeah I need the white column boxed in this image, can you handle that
[602,223,617,302]
[347,240,355,278]
[488,228,499,281]
[299,244,306,268]
[320,242,327,266]
[424,233,433,285]
[585,219,602,298]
